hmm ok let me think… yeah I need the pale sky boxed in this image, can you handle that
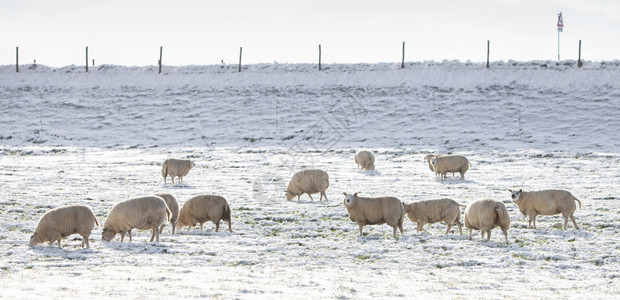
[1,0,619,67]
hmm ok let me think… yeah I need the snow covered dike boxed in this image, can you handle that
[0,62,618,298]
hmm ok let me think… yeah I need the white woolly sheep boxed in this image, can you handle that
[285,169,329,201]
[424,154,455,177]
[430,155,471,180]
[464,199,510,243]
[102,196,171,243]
[403,198,464,235]
[155,193,179,234]
[161,158,195,185]
[509,189,582,230]
[342,192,404,238]
[177,195,232,232]
[355,150,375,170]
[29,205,99,249]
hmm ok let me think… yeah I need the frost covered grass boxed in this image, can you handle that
[0,62,618,298]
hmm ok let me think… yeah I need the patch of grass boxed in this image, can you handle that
[356,254,372,261]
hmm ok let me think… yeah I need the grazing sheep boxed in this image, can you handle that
[285,169,329,201]
[102,196,171,243]
[430,155,471,180]
[29,205,99,249]
[342,192,404,238]
[509,189,582,230]
[155,193,179,234]
[161,158,195,185]
[355,150,375,170]
[464,199,510,243]
[177,195,232,232]
[403,198,464,235]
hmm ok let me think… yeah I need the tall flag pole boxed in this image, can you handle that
[557,12,564,61]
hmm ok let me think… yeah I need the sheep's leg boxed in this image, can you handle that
[57,239,62,248]
[503,229,509,244]
[179,176,183,184]
[358,224,364,236]
[480,230,486,240]
[468,229,473,240]
[307,193,314,201]
[159,224,165,234]
[486,230,491,241]
[398,223,404,236]
[570,215,579,230]
[200,223,205,231]
[120,232,126,242]
[128,229,133,242]
[456,222,463,236]
[172,223,177,234]
[215,221,220,232]
[563,216,569,230]
[227,220,232,232]
[149,228,155,243]
[445,223,452,235]
[460,171,465,180]
[532,216,537,229]
[392,226,397,238]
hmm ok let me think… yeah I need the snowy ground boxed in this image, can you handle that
[0,61,619,298]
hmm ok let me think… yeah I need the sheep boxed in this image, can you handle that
[424,154,454,178]
[155,193,179,234]
[354,150,375,170]
[102,196,171,243]
[29,205,99,249]
[430,155,471,180]
[342,192,404,238]
[464,199,510,243]
[161,158,195,185]
[509,189,582,230]
[177,195,232,232]
[403,198,464,235]
[285,169,329,201]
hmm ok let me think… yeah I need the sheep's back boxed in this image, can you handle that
[522,190,576,214]
[105,196,168,231]
[291,169,329,193]
[409,198,459,223]
[435,155,469,172]
[355,197,402,224]
[156,193,179,223]
[36,205,96,236]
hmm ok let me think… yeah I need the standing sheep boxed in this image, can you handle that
[424,154,454,177]
[161,158,195,185]
[102,196,171,243]
[509,189,582,230]
[177,195,232,232]
[403,198,464,235]
[285,169,329,201]
[342,192,404,238]
[355,150,375,170]
[155,193,179,234]
[464,199,510,243]
[430,155,471,180]
[29,205,99,249]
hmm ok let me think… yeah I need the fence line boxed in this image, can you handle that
[11,40,591,73]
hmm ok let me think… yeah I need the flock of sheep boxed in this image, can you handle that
[28,152,582,249]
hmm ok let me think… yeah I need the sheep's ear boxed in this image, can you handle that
[342,192,347,196]
[518,189,522,193]
[508,189,512,193]
[354,192,358,197]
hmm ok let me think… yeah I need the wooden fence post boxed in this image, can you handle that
[401,41,405,69]
[16,47,19,73]
[85,46,89,72]
[238,46,242,72]
[158,46,163,74]
[318,44,322,71]
[578,40,582,68]
[486,40,490,69]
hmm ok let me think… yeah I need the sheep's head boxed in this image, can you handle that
[509,189,523,202]
[430,157,438,166]
[285,190,296,201]
[189,160,196,169]
[28,232,41,246]
[342,192,358,207]
[101,228,116,242]
[424,155,434,163]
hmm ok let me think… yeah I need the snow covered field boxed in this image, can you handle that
[0,61,619,298]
